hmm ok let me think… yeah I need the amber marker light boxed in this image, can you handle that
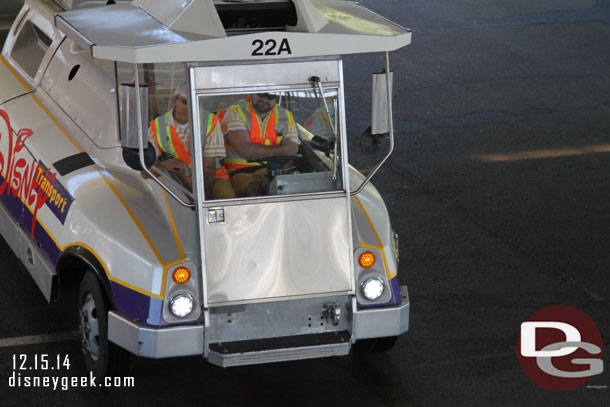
[358,251,376,268]
[172,267,191,284]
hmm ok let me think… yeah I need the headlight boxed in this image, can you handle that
[169,293,194,317]
[361,276,385,301]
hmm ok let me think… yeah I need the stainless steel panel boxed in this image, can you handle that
[268,172,339,195]
[203,197,352,304]
[208,295,350,343]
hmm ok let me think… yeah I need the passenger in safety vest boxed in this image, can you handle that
[222,93,299,197]
[147,87,236,199]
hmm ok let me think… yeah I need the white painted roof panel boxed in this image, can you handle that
[55,0,412,63]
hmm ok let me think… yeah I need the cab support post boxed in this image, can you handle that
[351,51,395,196]
[134,64,195,208]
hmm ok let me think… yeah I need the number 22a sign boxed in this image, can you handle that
[251,38,292,56]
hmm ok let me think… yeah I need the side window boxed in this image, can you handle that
[10,20,52,79]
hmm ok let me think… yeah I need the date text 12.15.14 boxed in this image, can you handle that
[12,354,70,371]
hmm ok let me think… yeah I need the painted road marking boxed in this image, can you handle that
[0,331,79,348]
[475,144,610,162]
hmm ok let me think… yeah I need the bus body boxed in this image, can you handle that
[0,0,410,376]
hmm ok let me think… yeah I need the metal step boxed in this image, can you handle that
[208,331,352,367]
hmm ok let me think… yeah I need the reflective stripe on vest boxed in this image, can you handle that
[150,112,191,168]
[202,111,218,145]
[223,98,294,171]
[150,111,219,176]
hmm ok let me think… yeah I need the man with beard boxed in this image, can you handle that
[221,93,299,197]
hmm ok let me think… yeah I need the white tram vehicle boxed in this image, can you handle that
[0,0,411,376]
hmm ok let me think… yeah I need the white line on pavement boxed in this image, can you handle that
[0,331,79,348]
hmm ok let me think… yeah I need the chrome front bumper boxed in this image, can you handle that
[351,285,410,340]
[107,285,409,361]
[108,311,203,358]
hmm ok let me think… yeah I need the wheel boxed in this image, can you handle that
[355,336,398,353]
[78,271,130,378]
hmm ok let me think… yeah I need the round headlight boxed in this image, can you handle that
[361,277,385,301]
[169,293,194,317]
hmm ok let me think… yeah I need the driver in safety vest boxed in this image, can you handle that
[147,87,236,199]
[221,93,299,197]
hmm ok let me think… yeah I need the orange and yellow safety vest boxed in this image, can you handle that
[223,97,294,171]
[150,111,220,177]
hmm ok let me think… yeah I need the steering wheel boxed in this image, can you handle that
[248,155,302,177]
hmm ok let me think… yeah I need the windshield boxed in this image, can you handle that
[198,88,343,200]
[117,62,345,201]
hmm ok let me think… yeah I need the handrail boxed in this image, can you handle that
[351,51,394,196]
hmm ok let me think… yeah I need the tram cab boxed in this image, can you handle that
[0,0,411,376]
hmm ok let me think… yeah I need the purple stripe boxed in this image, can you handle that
[111,281,152,323]
[36,161,74,224]
[0,175,24,221]
[1,172,162,325]
[1,172,62,264]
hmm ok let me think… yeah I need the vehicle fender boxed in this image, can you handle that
[56,245,115,308]
[349,165,398,278]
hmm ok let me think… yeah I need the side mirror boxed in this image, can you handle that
[122,142,156,171]
[370,70,393,136]
[361,70,393,154]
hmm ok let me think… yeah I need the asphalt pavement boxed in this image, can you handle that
[1,1,609,406]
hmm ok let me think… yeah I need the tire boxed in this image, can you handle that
[78,271,130,378]
[355,336,398,353]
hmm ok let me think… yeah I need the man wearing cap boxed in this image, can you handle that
[148,86,236,199]
[221,93,299,197]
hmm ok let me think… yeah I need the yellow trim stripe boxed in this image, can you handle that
[30,93,83,152]
[0,55,32,92]
[1,54,185,298]
[64,242,164,300]
[0,178,164,299]
[3,53,169,264]
[353,195,396,279]
[98,174,165,264]
[160,258,189,299]
[0,170,168,300]
[2,192,170,300]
